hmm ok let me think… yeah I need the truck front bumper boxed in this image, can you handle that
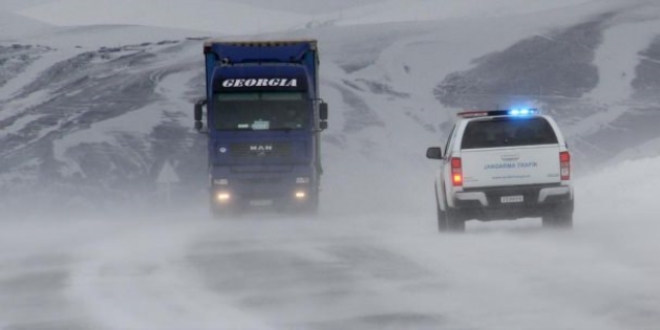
[210,171,318,212]
[211,185,315,208]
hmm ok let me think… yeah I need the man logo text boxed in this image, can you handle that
[250,145,273,152]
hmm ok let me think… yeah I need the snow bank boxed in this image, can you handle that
[578,156,660,224]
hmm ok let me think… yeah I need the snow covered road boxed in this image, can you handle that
[2,158,659,330]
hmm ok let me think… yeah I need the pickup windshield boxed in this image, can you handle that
[462,117,558,149]
[214,92,309,131]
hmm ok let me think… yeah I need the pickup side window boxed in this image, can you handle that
[461,117,558,149]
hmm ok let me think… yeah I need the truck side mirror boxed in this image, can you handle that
[426,147,443,160]
[319,103,328,121]
[194,99,207,132]
[194,99,206,122]
[320,121,328,130]
[194,121,204,132]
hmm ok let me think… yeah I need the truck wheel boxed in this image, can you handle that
[300,195,319,216]
[287,192,319,216]
[446,208,466,233]
[209,197,238,220]
[210,205,234,219]
[210,206,224,219]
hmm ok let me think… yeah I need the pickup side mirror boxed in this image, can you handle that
[319,103,328,121]
[426,147,443,160]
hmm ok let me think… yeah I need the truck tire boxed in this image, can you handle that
[446,208,466,233]
[210,205,234,219]
[210,206,224,219]
[285,189,319,216]
[209,196,238,220]
[298,194,319,216]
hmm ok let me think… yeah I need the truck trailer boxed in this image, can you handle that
[194,39,328,217]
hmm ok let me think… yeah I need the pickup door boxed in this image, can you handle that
[459,116,561,189]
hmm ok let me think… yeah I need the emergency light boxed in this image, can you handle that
[458,108,539,118]
[508,108,538,116]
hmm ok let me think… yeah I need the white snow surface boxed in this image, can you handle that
[2,156,659,329]
[1,0,660,329]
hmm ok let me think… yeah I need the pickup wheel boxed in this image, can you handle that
[445,208,466,233]
[436,200,448,232]
[435,188,448,232]
[542,212,573,229]
[542,200,574,229]
[542,202,573,229]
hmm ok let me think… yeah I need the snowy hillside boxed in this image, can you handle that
[2,0,660,214]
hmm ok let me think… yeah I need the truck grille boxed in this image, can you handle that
[230,142,292,158]
[238,178,283,185]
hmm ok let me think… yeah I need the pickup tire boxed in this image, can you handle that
[542,200,574,229]
[542,213,573,229]
[436,202,449,232]
[435,189,448,232]
[436,187,465,233]
[446,208,466,232]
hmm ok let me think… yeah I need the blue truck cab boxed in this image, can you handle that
[194,40,328,216]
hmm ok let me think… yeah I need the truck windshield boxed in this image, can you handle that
[214,92,309,131]
[461,117,558,149]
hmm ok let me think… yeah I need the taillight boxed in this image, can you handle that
[451,157,463,187]
[560,151,571,180]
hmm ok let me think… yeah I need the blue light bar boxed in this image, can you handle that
[509,108,537,116]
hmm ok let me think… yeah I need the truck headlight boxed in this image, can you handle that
[216,192,231,202]
[295,191,307,199]
[296,177,310,184]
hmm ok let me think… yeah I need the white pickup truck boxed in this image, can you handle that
[426,109,574,232]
